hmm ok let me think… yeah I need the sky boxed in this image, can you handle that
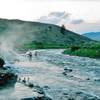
[0,0,100,34]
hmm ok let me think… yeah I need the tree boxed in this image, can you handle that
[60,24,66,35]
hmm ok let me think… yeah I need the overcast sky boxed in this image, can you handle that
[0,0,100,33]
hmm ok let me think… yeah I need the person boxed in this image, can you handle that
[27,51,32,61]
[34,51,38,57]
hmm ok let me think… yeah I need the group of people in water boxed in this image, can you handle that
[26,51,38,61]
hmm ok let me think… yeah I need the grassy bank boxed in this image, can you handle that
[17,41,100,59]
[17,42,68,52]
[63,43,100,58]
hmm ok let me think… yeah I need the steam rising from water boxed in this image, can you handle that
[0,32,22,61]
[0,41,18,61]
[0,20,35,61]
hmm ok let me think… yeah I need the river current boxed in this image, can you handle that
[0,49,100,100]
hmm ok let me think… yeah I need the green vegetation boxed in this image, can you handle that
[0,18,92,52]
[63,43,100,58]
[0,18,96,57]
[19,42,68,51]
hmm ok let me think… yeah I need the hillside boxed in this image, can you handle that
[83,32,100,41]
[0,18,93,51]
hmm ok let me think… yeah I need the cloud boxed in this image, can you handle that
[38,12,71,25]
[38,11,100,34]
[70,19,84,24]
[38,11,85,26]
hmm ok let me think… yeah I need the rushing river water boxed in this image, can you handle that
[0,49,100,100]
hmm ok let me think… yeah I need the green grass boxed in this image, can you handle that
[63,43,100,58]
[64,49,100,58]
[18,41,100,59]
[18,42,68,52]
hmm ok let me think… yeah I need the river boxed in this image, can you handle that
[0,49,100,100]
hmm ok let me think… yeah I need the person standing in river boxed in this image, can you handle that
[27,51,32,61]
[35,51,38,57]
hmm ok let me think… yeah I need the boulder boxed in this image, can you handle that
[0,58,5,68]
[0,72,17,86]
[0,58,17,86]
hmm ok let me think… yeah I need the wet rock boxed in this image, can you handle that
[0,58,5,68]
[0,58,17,86]
[75,91,83,95]
[62,72,67,76]
[33,87,45,96]
[86,78,90,80]
[28,83,34,88]
[64,67,73,73]
[94,79,100,82]
[63,92,68,95]
[0,72,17,86]
[21,85,52,100]
[43,86,50,89]
[63,67,73,76]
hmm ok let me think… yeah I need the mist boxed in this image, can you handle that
[0,19,35,61]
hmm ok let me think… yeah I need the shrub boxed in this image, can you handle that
[70,46,81,52]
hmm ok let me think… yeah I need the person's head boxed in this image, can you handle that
[0,58,5,68]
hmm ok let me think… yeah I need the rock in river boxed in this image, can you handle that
[0,58,17,86]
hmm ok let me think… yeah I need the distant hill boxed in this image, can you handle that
[0,18,93,51]
[83,32,100,41]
